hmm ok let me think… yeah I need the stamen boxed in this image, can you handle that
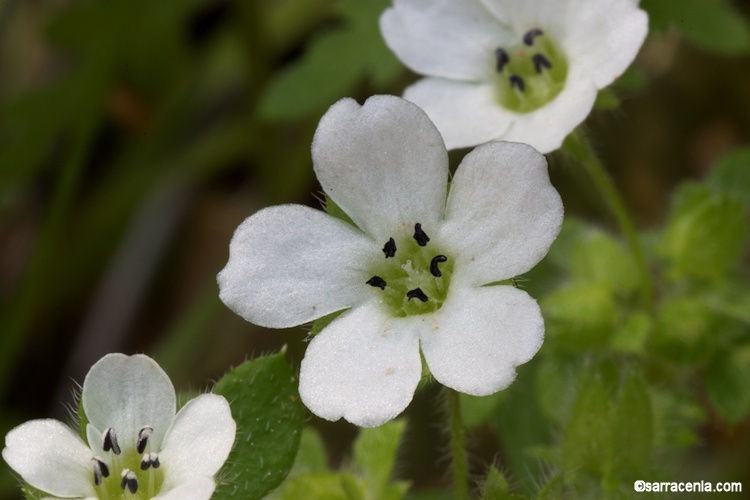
[532,53,552,73]
[382,237,397,258]
[366,276,386,290]
[509,74,525,92]
[413,223,430,246]
[523,28,544,46]
[120,469,138,494]
[406,288,429,302]
[495,47,509,72]
[430,255,448,277]
[91,457,110,486]
[102,428,121,455]
[136,426,153,454]
[140,452,160,470]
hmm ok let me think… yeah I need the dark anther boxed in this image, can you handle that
[430,255,448,277]
[102,428,121,455]
[532,53,552,73]
[136,426,153,454]
[92,457,110,486]
[523,28,544,46]
[512,278,519,288]
[366,276,386,290]
[406,288,429,302]
[120,470,138,494]
[413,223,430,246]
[509,74,525,92]
[140,452,160,471]
[382,237,397,258]
[495,47,509,72]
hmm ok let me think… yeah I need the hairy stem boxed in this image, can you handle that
[564,129,653,310]
[446,387,469,500]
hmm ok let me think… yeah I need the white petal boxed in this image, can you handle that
[380,0,510,81]
[439,141,563,286]
[420,285,544,396]
[561,0,648,88]
[480,0,647,89]
[299,303,423,427]
[498,68,598,153]
[82,353,176,451]
[159,394,236,486]
[312,96,449,243]
[403,78,513,151]
[2,419,96,498]
[155,476,216,500]
[218,204,376,328]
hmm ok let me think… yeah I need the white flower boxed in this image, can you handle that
[2,353,236,499]
[379,0,648,153]
[218,95,563,427]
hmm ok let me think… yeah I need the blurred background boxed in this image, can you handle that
[1,0,750,498]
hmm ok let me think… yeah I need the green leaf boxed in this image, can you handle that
[562,375,612,476]
[662,187,747,282]
[541,283,617,350]
[353,420,410,500]
[611,375,653,476]
[651,298,720,364]
[709,146,750,208]
[705,348,750,425]
[568,229,639,295]
[610,312,652,354]
[212,352,306,500]
[259,0,403,121]
[593,88,621,111]
[274,473,363,500]
[288,428,330,476]
[643,0,750,54]
[480,466,515,500]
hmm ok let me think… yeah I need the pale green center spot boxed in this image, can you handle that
[94,428,165,499]
[367,224,454,318]
[494,29,568,114]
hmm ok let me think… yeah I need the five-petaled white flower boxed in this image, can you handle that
[2,353,236,499]
[380,0,648,153]
[218,95,563,427]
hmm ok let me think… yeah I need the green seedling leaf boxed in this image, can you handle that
[651,298,721,364]
[706,348,750,425]
[709,146,750,208]
[662,188,747,282]
[562,375,611,476]
[460,392,505,429]
[612,374,653,476]
[568,229,639,295]
[353,420,410,500]
[541,283,617,350]
[260,0,403,121]
[213,352,306,500]
[643,0,750,54]
[594,88,621,111]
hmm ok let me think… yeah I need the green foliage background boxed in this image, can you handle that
[1,0,750,498]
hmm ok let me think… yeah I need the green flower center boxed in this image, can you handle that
[493,28,568,114]
[366,223,454,317]
[93,426,165,499]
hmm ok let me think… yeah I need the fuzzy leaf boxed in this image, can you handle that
[662,188,747,282]
[709,146,750,208]
[706,349,750,425]
[612,375,653,476]
[353,419,409,498]
[259,0,402,121]
[212,352,306,500]
[643,0,750,54]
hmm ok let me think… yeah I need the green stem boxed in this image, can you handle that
[446,388,469,500]
[564,129,653,310]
